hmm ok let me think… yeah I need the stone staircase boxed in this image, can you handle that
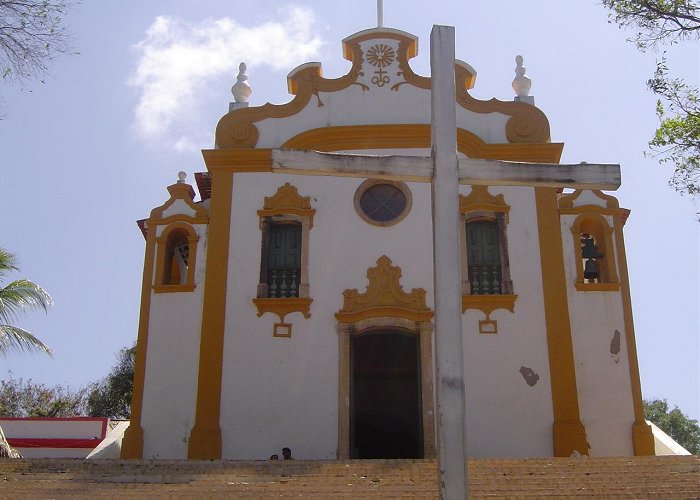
[1,456,698,498]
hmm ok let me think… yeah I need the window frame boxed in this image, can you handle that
[459,187,513,296]
[354,179,412,227]
[570,212,620,291]
[253,183,315,328]
[153,222,199,293]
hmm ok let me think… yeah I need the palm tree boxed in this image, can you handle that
[0,248,53,355]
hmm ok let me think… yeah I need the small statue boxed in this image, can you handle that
[512,55,532,98]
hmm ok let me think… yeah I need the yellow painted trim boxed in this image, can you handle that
[574,283,620,292]
[253,297,312,323]
[535,187,589,456]
[459,185,509,213]
[257,208,315,220]
[461,294,517,316]
[272,322,293,338]
[281,125,563,162]
[148,215,209,227]
[149,182,208,220]
[257,182,316,228]
[478,319,498,334]
[153,284,196,293]
[613,211,655,455]
[187,170,234,459]
[336,306,434,324]
[120,220,158,459]
[558,189,620,210]
[153,222,200,291]
[202,149,273,172]
[335,256,432,322]
[559,207,628,216]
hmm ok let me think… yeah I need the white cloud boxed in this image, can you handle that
[129,6,323,145]
[173,135,201,153]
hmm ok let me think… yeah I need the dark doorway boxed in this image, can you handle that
[350,330,423,459]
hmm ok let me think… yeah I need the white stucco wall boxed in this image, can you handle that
[561,212,636,456]
[462,185,554,458]
[140,222,207,459]
[218,172,557,459]
[221,173,435,459]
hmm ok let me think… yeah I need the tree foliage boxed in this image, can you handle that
[603,1,700,199]
[86,345,135,419]
[644,398,700,454]
[0,0,76,82]
[0,248,53,355]
[603,0,700,49]
[0,374,86,417]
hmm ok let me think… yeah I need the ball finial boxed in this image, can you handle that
[177,171,187,183]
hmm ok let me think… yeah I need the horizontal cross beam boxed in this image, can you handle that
[271,149,621,190]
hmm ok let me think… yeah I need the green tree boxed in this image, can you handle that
[0,374,87,417]
[603,1,700,199]
[0,0,76,82]
[0,248,53,355]
[644,398,700,454]
[86,345,135,419]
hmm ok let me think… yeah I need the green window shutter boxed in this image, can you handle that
[267,223,302,297]
[466,221,502,294]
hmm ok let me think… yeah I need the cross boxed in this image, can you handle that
[269,25,619,499]
[377,0,383,28]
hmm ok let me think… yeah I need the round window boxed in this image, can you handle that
[354,180,412,226]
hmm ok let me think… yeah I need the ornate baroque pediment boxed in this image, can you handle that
[459,185,509,214]
[214,28,552,150]
[257,183,316,224]
[336,255,433,323]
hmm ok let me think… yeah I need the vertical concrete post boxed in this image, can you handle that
[430,25,468,499]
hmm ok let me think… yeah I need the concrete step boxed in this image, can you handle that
[0,456,698,498]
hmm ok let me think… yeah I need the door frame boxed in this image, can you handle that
[337,317,435,459]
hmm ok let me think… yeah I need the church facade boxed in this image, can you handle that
[121,27,654,460]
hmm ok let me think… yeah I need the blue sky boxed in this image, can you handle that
[1,1,698,420]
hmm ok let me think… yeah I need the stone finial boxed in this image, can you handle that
[177,171,187,184]
[512,55,535,106]
[512,55,532,98]
[231,62,252,104]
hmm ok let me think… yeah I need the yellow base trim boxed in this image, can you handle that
[574,283,620,292]
[632,422,656,456]
[253,297,312,323]
[153,284,196,293]
[120,424,143,459]
[553,420,590,457]
[187,425,222,460]
[461,294,517,316]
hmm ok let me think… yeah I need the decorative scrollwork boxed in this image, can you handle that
[505,111,546,144]
[366,43,396,88]
[218,121,259,149]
